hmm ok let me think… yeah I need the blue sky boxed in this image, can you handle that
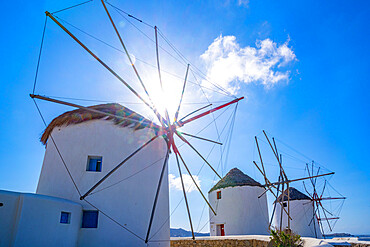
[1,0,369,235]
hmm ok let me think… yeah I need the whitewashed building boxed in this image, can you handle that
[0,103,170,247]
[208,168,269,236]
[273,187,323,238]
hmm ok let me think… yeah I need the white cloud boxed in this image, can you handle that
[169,173,201,193]
[237,0,249,7]
[200,35,297,93]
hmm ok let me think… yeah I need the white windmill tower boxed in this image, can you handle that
[273,187,323,238]
[36,104,170,246]
[208,168,269,236]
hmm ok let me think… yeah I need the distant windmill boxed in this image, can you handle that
[252,130,336,237]
[303,162,346,238]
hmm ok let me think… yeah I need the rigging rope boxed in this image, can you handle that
[103,1,235,98]
[51,0,93,14]
[32,16,47,94]
[53,16,231,98]
[84,198,145,241]
[32,99,81,197]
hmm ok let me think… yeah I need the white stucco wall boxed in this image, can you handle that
[273,199,323,238]
[36,120,170,247]
[208,185,269,236]
[0,190,82,247]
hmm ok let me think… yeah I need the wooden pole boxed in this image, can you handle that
[255,137,267,183]
[100,0,166,127]
[261,172,334,187]
[180,132,222,145]
[30,94,160,131]
[174,151,195,240]
[176,132,222,179]
[287,182,291,230]
[179,97,244,126]
[176,148,217,215]
[154,26,171,126]
[145,149,170,243]
[262,130,288,180]
[179,104,212,122]
[174,64,190,123]
[252,161,292,220]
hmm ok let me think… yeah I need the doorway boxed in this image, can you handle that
[216,224,225,236]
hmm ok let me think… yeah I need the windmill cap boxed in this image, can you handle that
[40,103,159,145]
[209,168,263,193]
[275,187,311,202]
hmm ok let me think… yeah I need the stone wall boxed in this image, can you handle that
[170,236,270,247]
[170,236,370,247]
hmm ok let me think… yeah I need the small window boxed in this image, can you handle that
[217,191,221,199]
[60,212,71,224]
[87,156,102,172]
[283,202,287,207]
[82,210,99,228]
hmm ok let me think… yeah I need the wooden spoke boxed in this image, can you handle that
[30,94,160,131]
[44,11,166,127]
[145,148,170,243]
[174,64,190,123]
[154,26,171,126]
[176,132,222,179]
[179,97,244,126]
[174,151,195,240]
[180,132,222,145]
[100,0,167,127]
[179,104,212,122]
[176,149,217,216]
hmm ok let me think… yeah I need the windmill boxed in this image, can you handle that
[30,0,243,245]
[303,162,346,238]
[252,130,336,236]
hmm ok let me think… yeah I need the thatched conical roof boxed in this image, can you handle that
[275,187,311,202]
[41,103,158,145]
[209,168,263,193]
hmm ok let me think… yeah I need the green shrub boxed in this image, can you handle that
[270,228,303,247]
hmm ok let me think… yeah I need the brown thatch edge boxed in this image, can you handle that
[40,103,160,145]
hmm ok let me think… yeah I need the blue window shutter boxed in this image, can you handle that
[87,157,102,172]
[82,210,99,228]
[60,212,70,224]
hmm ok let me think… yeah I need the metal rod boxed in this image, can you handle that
[176,132,222,179]
[179,104,212,122]
[44,12,163,125]
[180,132,222,145]
[145,148,170,243]
[100,0,166,127]
[174,151,195,240]
[179,97,244,126]
[80,135,159,200]
[174,64,190,122]
[176,149,217,215]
